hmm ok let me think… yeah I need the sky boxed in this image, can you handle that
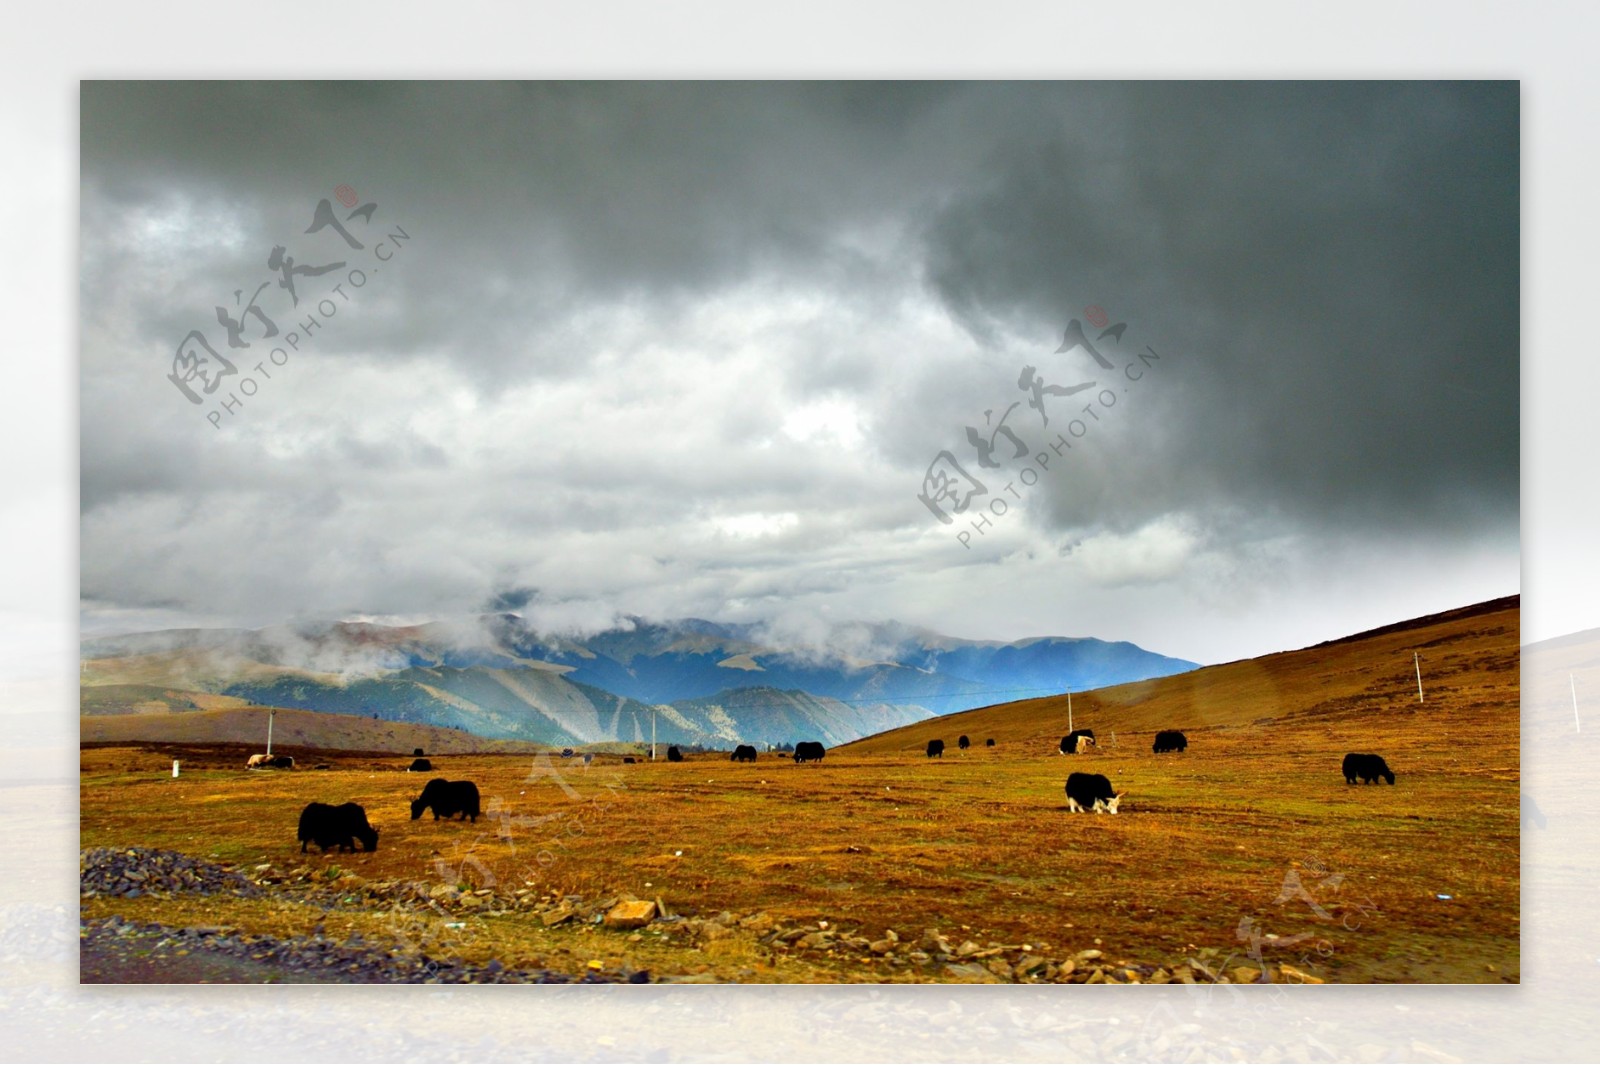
[78,81,1520,665]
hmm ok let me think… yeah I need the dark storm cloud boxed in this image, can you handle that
[919,81,1518,540]
[79,81,1518,659]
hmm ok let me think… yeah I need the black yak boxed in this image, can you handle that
[667,746,684,763]
[985,738,995,747]
[412,748,425,757]
[957,735,970,750]
[408,757,433,772]
[1342,753,1395,785]
[410,778,481,822]
[298,801,378,853]
[623,757,637,764]
[926,739,945,758]
[1061,729,1095,755]
[1152,730,1187,754]
[793,741,826,763]
[730,745,758,763]
[1065,772,1122,814]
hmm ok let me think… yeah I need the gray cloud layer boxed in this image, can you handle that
[80,81,1518,662]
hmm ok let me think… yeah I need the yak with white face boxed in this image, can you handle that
[1066,771,1123,814]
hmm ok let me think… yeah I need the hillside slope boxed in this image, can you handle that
[841,596,1519,754]
[78,706,549,755]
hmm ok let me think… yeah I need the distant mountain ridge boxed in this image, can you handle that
[81,613,1198,748]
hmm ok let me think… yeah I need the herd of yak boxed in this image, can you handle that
[279,733,1399,854]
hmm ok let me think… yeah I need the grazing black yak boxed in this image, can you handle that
[1342,753,1395,785]
[1152,730,1187,754]
[623,757,637,764]
[730,745,758,763]
[1065,772,1123,814]
[413,748,425,757]
[410,778,481,822]
[667,746,684,763]
[1061,729,1095,755]
[926,739,945,758]
[408,757,433,772]
[958,735,970,750]
[793,741,826,763]
[298,801,378,853]
[985,738,995,747]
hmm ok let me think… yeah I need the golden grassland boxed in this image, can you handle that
[80,600,1519,983]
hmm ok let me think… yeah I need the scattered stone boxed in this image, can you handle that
[80,847,261,900]
[943,961,1003,983]
[737,912,774,934]
[540,905,576,927]
[1277,963,1325,984]
[603,900,657,929]
[1231,965,1263,984]
[1074,948,1103,961]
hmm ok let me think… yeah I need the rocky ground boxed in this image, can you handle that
[80,915,651,984]
[82,846,1318,986]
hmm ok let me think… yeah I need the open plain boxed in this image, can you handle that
[80,598,1519,984]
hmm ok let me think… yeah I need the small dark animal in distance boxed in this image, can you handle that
[410,778,481,822]
[730,745,758,762]
[793,741,826,763]
[1065,772,1123,814]
[1342,753,1395,785]
[926,739,945,758]
[1061,730,1095,755]
[1152,730,1187,754]
[298,801,378,853]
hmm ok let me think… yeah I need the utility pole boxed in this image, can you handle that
[1414,652,1424,704]
[1573,674,1581,733]
[266,707,276,755]
[1067,688,1073,733]
[651,705,657,761]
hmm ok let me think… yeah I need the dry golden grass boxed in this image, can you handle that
[80,600,1519,983]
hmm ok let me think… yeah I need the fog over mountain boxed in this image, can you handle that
[80,613,1197,746]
